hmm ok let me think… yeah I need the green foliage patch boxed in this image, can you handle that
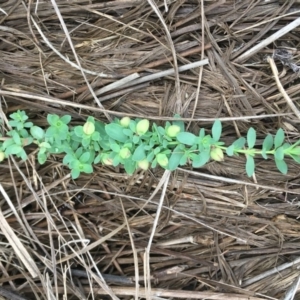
[0,110,299,179]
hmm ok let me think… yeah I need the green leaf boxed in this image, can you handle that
[151,158,157,168]
[19,129,30,138]
[30,126,45,140]
[38,152,47,164]
[9,112,19,121]
[45,127,56,138]
[82,164,93,173]
[245,155,255,177]
[290,154,300,163]
[95,121,107,136]
[79,152,90,163]
[274,128,285,148]
[133,135,140,144]
[172,116,185,132]
[2,139,14,150]
[105,123,128,143]
[71,169,80,179]
[18,149,27,160]
[74,126,84,137]
[179,154,187,166]
[124,159,136,174]
[153,147,161,155]
[191,150,210,168]
[113,155,120,166]
[199,128,205,138]
[262,134,273,151]
[275,147,284,161]
[247,127,256,149]
[226,145,234,156]
[147,151,154,162]
[8,120,19,128]
[24,122,33,128]
[157,126,165,136]
[111,143,120,153]
[261,149,268,160]
[132,144,146,161]
[94,154,101,164]
[233,137,246,149]
[60,115,71,124]
[275,159,287,174]
[11,131,22,145]
[212,120,222,142]
[91,131,100,141]
[6,144,23,155]
[47,114,59,126]
[177,132,196,146]
[168,145,184,171]
[123,129,133,137]
[290,146,300,156]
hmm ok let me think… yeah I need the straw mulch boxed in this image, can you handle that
[1,0,300,299]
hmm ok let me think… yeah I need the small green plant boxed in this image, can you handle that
[0,110,299,179]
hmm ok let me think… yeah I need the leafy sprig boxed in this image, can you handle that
[0,110,299,179]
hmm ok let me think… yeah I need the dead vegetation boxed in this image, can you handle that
[1,0,300,299]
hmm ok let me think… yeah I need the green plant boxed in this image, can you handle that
[0,110,299,179]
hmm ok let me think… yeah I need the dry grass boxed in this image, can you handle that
[1,0,300,299]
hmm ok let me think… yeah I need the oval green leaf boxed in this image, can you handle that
[132,144,146,161]
[247,127,256,149]
[274,128,285,148]
[6,144,23,155]
[290,154,300,163]
[82,164,93,174]
[246,155,255,177]
[124,159,136,174]
[177,132,196,146]
[192,150,210,168]
[105,123,128,143]
[233,137,246,149]
[79,152,90,163]
[168,145,184,171]
[226,145,234,156]
[274,147,284,161]
[275,159,287,174]
[212,120,222,142]
[262,134,273,151]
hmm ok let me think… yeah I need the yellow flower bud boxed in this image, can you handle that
[138,159,149,170]
[83,121,95,135]
[102,154,113,165]
[136,119,149,136]
[166,125,181,138]
[210,147,224,162]
[0,151,5,162]
[120,117,131,128]
[156,153,168,167]
[119,147,131,159]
